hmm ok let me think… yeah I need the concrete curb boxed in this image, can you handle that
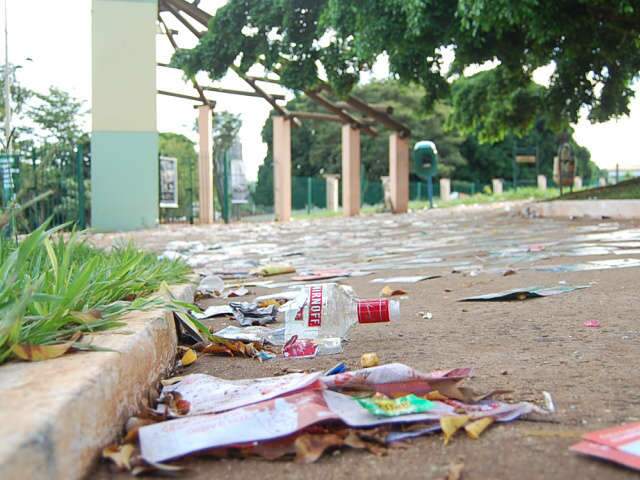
[525,200,640,220]
[0,283,194,480]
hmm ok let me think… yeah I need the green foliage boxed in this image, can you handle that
[176,0,640,140]
[27,87,86,149]
[253,80,466,206]
[0,225,192,364]
[159,132,198,221]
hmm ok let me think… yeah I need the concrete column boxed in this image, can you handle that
[389,133,409,213]
[198,105,214,224]
[537,174,547,191]
[574,176,583,189]
[492,178,503,195]
[325,174,340,212]
[599,177,607,187]
[91,0,157,231]
[440,178,451,201]
[341,125,361,216]
[273,116,292,222]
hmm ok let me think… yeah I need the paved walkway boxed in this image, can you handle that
[95,203,640,479]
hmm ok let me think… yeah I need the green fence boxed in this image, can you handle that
[0,145,89,233]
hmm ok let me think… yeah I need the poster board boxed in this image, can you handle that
[159,156,179,208]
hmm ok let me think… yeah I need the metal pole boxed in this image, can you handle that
[512,144,517,191]
[616,163,619,184]
[222,149,229,223]
[3,0,11,153]
[306,176,312,214]
[188,152,194,224]
[417,181,422,201]
[75,144,85,229]
[427,175,433,209]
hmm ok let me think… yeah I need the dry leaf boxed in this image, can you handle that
[161,376,184,387]
[70,309,103,322]
[294,434,344,463]
[441,415,470,445]
[380,285,407,297]
[464,417,494,439]
[180,348,197,366]
[131,459,185,476]
[102,443,136,471]
[123,417,159,444]
[12,332,82,361]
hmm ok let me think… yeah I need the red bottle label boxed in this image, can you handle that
[307,285,323,327]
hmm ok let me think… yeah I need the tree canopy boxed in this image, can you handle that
[252,80,600,206]
[174,0,640,142]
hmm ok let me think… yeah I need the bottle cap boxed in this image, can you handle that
[357,298,396,324]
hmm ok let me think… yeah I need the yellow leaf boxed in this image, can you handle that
[102,443,136,471]
[360,352,380,368]
[440,415,470,445]
[180,348,197,366]
[12,332,81,362]
[465,417,494,439]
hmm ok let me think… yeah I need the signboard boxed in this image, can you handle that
[516,154,536,164]
[159,156,178,208]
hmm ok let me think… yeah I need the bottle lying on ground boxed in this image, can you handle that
[284,283,399,354]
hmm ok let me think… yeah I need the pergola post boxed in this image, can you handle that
[341,125,361,216]
[389,133,409,213]
[273,116,292,222]
[91,0,158,231]
[198,104,214,224]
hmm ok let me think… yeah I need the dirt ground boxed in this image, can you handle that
[93,203,640,479]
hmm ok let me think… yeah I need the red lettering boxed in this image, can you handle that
[307,286,323,327]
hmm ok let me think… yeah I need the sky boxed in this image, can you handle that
[2,0,639,181]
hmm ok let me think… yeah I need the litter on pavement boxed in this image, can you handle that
[570,422,640,471]
[460,285,590,301]
[128,362,550,466]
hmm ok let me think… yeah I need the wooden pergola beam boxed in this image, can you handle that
[306,91,378,137]
[158,89,215,105]
[157,63,286,100]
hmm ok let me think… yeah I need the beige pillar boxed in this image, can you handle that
[389,133,409,213]
[341,125,361,216]
[537,174,547,191]
[198,105,214,224]
[440,178,451,201]
[325,174,340,212]
[273,116,292,222]
[574,176,583,189]
[492,178,503,195]
[599,177,607,187]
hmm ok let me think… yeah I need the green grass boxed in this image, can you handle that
[0,225,192,364]
[554,177,640,200]
[291,187,558,220]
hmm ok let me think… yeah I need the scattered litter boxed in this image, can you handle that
[461,285,590,302]
[360,352,380,368]
[283,335,319,359]
[570,422,640,471]
[190,305,234,320]
[213,325,285,345]
[253,264,296,277]
[325,362,348,376]
[174,312,207,344]
[284,284,398,351]
[196,275,224,297]
[131,362,550,465]
[230,302,278,326]
[503,269,517,276]
[225,286,250,298]
[583,320,601,328]
[419,311,433,320]
[291,269,351,282]
[380,286,407,297]
[371,275,441,284]
[358,394,435,417]
[536,258,640,273]
[542,391,556,414]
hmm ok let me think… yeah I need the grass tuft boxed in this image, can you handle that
[0,225,192,364]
